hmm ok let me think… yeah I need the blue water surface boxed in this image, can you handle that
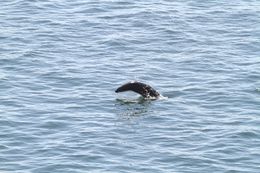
[1,0,260,172]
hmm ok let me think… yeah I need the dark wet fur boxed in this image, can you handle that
[115,81,160,98]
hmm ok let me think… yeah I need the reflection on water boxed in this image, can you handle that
[114,98,151,121]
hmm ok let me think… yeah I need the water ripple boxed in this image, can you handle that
[1,0,260,172]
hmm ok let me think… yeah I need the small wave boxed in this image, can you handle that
[116,98,144,104]
[115,91,142,103]
[158,95,168,100]
[116,92,168,103]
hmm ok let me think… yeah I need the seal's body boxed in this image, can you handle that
[115,81,160,99]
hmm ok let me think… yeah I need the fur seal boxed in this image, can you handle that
[115,81,160,99]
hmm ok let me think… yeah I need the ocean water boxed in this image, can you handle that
[1,0,260,172]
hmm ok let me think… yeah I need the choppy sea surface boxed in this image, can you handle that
[1,0,260,172]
